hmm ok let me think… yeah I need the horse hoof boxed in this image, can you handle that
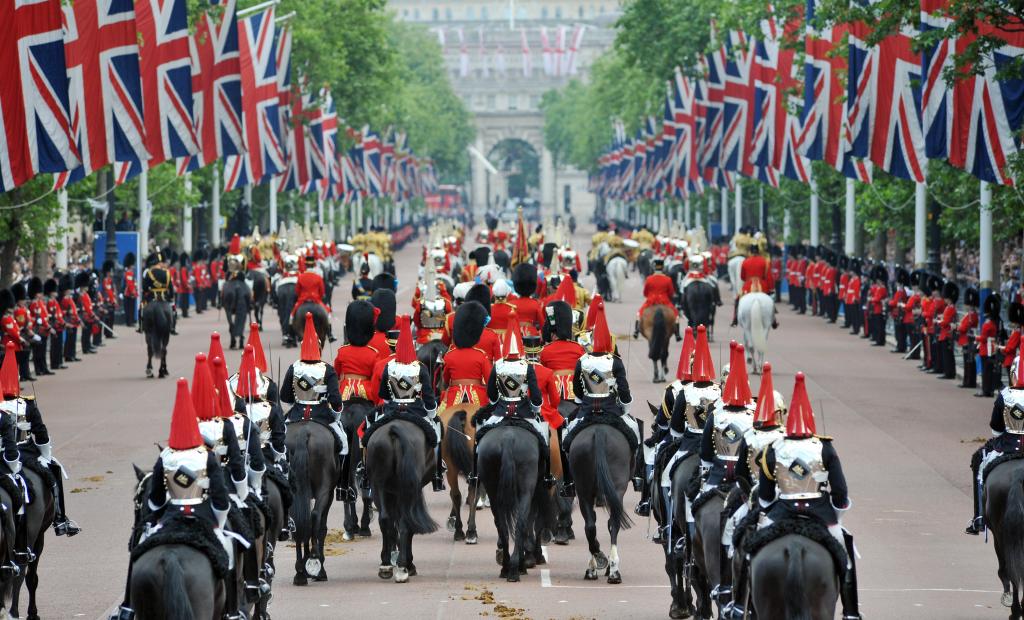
[313,568,327,582]
[669,602,692,619]
[447,516,457,532]
[499,567,509,579]
[495,549,504,566]
[524,556,537,569]
[607,571,622,584]
[393,566,409,583]
[1003,591,1013,607]
[293,573,307,586]
[378,565,393,580]
[146,368,153,378]
[553,529,570,546]
[593,552,609,570]
[465,532,478,545]
[454,530,466,542]
[342,531,354,542]
[507,572,520,583]
[584,568,598,580]
[358,527,372,538]
[408,563,417,576]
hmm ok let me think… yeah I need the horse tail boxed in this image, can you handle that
[751,296,769,355]
[162,551,194,620]
[446,411,474,476]
[649,309,668,362]
[594,430,633,530]
[290,436,312,546]
[391,426,438,535]
[494,441,520,537]
[782,542,812,620]
[1003,467,1024,589]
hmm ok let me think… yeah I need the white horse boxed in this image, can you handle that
[596,242,628,302]
[738,292,773,374]
[353,251,384,278]
[727,255,745,293]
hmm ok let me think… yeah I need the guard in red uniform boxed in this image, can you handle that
[978,296,1004,397]
[935,280,960,379]
[636,258,680,339]
[439,302,491,411]
[1003,303,1022,385]
[889,268,910,351]
[192,250,209,314]
[924,275,946,372]
[75,273,97,355]
[511,263,543,336]
[866,266,889,346]
[369,288,397,360]
[27,277,53,377]
[175,254,192,318]
[122,253,138,327]
[540,300,586,402]
[59,275,80,362]
[488,280,517,337]
[11,282,35,380]
[44,278,65,370]
[902,271,924,357]
[333,301,379,401]
[466,284,504,358]
[793,246,808,314]
[959,288,980,389]
[770,247,783,301]
[101,261,118,338]
[732,244,777,328]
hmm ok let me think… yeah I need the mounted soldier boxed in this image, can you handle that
[334,301,382,401]
[540,299,586,408]
[732,243,777,329]
[635,257,681,341]
[511,263,544,336]
[440,302,491,413]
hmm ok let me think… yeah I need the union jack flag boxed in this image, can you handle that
[669,68,701,198]
[178,0,243,174]
[224,7,283,189]
[57,0,147,189]
[0,0,80,192]
[278,83,312,192]
[721,31,755,177]
[362,128,383,197]
[922,0,1024,184]
[701,45,727,180]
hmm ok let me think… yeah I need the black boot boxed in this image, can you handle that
[335,453,354,502]
[731,298,739,327]
[633,319,640,339]
[111,565,135,620]
[966,455,984,535]
[723,551,749,619]
[433,445,446,492]
[674,323,682,342]
[51,465,81,536]
[14,513,35,565]
[634,476,651,517]
[840,530,862,620]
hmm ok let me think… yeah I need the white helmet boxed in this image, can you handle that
[492,279,512,298]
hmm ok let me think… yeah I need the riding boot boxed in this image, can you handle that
[716,543,732,606]
[330,421,351,501]
[966,452,985,535]
[632,419,645,492]
[223,566,243,620]
[840,530,862,619]
[336,453,353,503]
[558,427,575,498]
[433,444,446,492]
[674,322,682,342]
[110,565,134,620]
[731,298,739,327]
[328,326,338,343]
[634,475,651,517]
[633,319,640,339]
[50,463,81,536]
[14,512,34,565]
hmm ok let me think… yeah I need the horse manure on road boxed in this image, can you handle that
[464,585,529,619]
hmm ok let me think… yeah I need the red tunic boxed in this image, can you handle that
[978,319,999,356]
[61,296,80,327]
[413,297,452,344]
[1005,329,1022,368]
[489,300,518,334]
[46,298,64,330]
[368,331,390,360]
[369,353,396,405]
[639,272,678,318]
[888,289,906,318]
[937,304,957,341]
[510,296,543,336]
[124,271,138,298]
[868,284,886,315]
[540,339,586,400]
[902,293,920,324]
[532,361,563,428]
[29,300,49,332]
[921,297,935,334]
[1,315,20,351]
[958,311,978,347]
[740,255,773,294]
[14,307,31,337]
[333,344,379,400]
[440,346,491,409]
[294,272,326,307]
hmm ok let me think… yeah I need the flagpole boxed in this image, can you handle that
[809,173,819,247]
[139,168,150,256]
[183,174,193,253]
[211,163,221,247]
[269,180,278,233]
[317,191,325,225]
[844,178,855,255]
[328,198,336,240]
[914,181,926,267]
[684,196,691,229]
[720,186,728,237]
[304,196,311,230]
[734,182,743,231]
[56,189,69,270]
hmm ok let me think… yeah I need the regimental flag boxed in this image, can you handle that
[921,0,1024,184]
[57,0,147,189]
[1,0,80,192]
[178,0,243,175]
[223,7,283,189]
[511,208,530,266]
[847,0,924,181]
[800,0,871,181]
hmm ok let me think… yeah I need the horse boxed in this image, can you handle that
[353,252,384,279]
[417,340,447,397]
[738,292,773,374]
[692,488,727,617]
[476,424,549,582]
[440,405,480,544]
[641,305,677,383]
[141,300,173,378]
[271,276,298,347]
[636,249,654,278]
[222,277,253,350]
[365,419,438,583]
[254,471,287,620]
[682,280,718,335]
[340,399,375,540]
[749,535,840,619]
[592,260,612,301]
[727,256,745,293]
[667,453,712,619]
[290,302,330,348]
[9,465,55,620]
[286,421,340,586]
[247,270,270,330]
[595,243,629,303]
[552,401,580,545]
[984,458,1024,616]
[568,424,633,584]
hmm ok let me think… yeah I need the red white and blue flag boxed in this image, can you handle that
[721,31,756,177]
[362,127,383,197]
[0,0,80,192]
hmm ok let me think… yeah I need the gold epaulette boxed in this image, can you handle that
[815,434,834,442]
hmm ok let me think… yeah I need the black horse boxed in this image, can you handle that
[286,421,340,586]
[636,249,654,278]
[750,534,840,619]
[290,303,330,348]
[248,270,269,330]
[272,278,298,347]
[667,456,713,619]
[681,280,718,334]
[142,300,173,378]
[222,277,253,350]
[985,459,1024,617]
[9,465,55,620]
[417,340,447,397]
[340,399,375,540]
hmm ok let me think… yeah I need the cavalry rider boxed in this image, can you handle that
[756,372,861,620]
[140,249,175,333]
[413,266,451,345]
[440,302,492,414]
[488,279,518,338]
[116,379,235,620]
[464,284,504,359]
[511,263,544,336]
[540,299,586,408]
[352,261,374,301]
[280,314,350,501]
[292,253,333,324]
[123,253,138,327]
[968,345,1024,535]
[635,257,681,340]
[722,362,787,620]
[334,301,382,402]
[524,333,565,459]
[370,316,445,492]
[564,302,638,497]
[0,342,79,538]
[731,243,777,329]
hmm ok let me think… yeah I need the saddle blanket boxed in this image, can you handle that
[478,415,549,444]
[564,412,640,454]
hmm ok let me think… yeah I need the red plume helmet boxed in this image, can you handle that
[503,320,525,360]
[167,378,203,450]
[300,312,321,361]
[585,294,604,330]
[785,372,817,438]
[675,326,695,381]
[209,332,226,367]
[235,345,259,400]
[228,233,241,255]
[210,356,235,418]
[690,325,716,383]
[553,276,576,307]
[247,322,268,373]
[191,353,217,421]
[591,303,613,354]
[721,342,752,406]
[394,315,416,364]
[0,342,19,398]
[753,363,779,427]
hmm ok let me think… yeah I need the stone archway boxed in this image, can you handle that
[470,118,555,218]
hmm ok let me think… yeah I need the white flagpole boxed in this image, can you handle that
[183,174,193,253]
[269,180,278,232]
[210,164,221,246]
[56,189,69,270]
[139,168,150,255]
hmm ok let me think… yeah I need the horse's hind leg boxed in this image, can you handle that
[448,472,464,540]
[997,540,1012,607]
[159,348,169,379]
[145,340,153,378]
[607,515,622,584]
[359,495,373,537]
[343,500,357,539]
[466,478,480,545]
[579,498,605,580]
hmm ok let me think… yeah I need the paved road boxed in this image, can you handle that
[22,223,1005,620]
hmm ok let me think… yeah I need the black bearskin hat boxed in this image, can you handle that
[58,274,73,294]
[371,272,397,293]
[512,263,537,297]
[486,215,498,231]
[896,267,910,287]
[541,243,557,267]
[850,258,862,275]
[10,282,26,303]
[74,271,91,290]
[806,245,817,260]
[927,274,943,295]
[465,283,492,314]
[871,265,888,283]
[838,255,849,270]
[370,288,396,331]
[344,300,376,347]
[472,246,491,267]
[984,294,1002,320]
[493,250,510,272]
[964,287,980,308]
[942,280,960,303]
[27,277,43,298]
[543,300,574,342]
[0,289,13,314]
[43,278,57,296]
[102,259,115,274]
[453,301,488,349]
[124,252,136,269]
[1008,301,1023,325]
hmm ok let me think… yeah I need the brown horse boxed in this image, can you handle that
[641,305,677,383]
[441,404,480,544]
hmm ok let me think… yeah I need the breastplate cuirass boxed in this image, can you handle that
[197,419,228,460]
[245,401,272,444]
[744,427,784,477]
[712,405,753,461]
[682,383,721,432]
[387,361,422,403]
[161,447,210,506]
[0,399,30,443]
[229,372,270,400]
[292,361,328,404]
[580,355,616,399]
[495,359,529,401]
[420,299,446,329]
[1003,389,1024,434]
[774,438,827,500]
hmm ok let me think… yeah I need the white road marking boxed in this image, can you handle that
[541,568,552,587]
[860,588,1001,594]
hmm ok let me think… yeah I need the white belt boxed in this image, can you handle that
[779,492,822,500]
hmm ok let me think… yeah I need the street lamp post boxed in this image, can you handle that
[105,168,119,264]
